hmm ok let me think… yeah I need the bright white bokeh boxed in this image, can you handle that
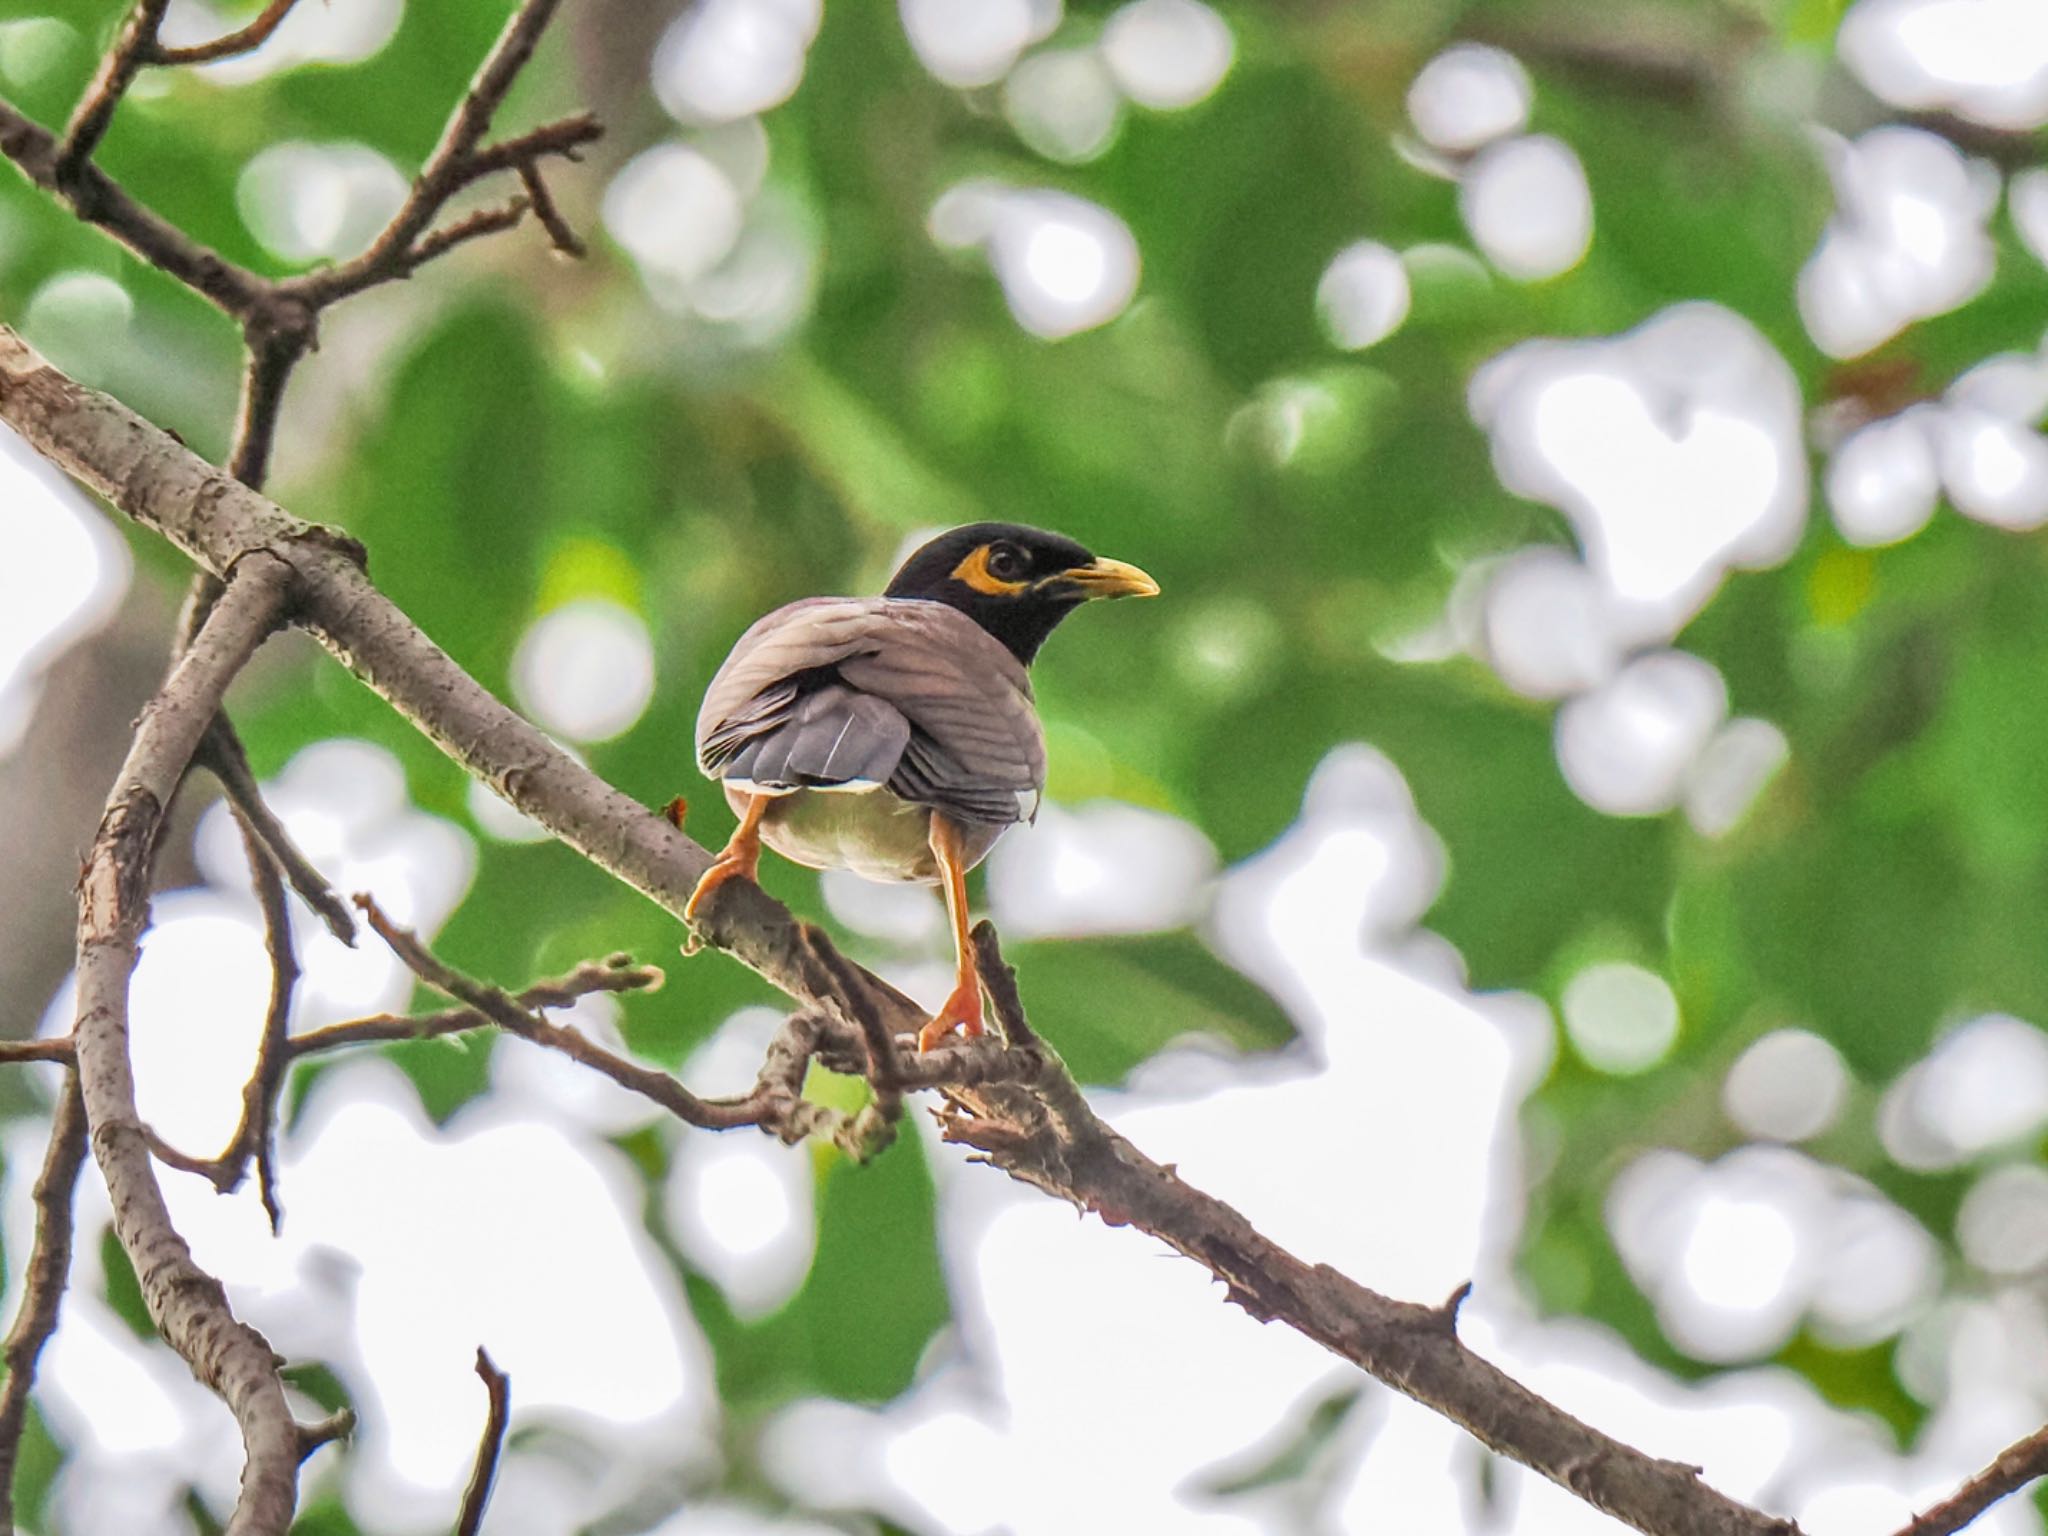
[0,423,130,755]
[2014,167,2048,267]
[1479,547,1620,699]
[1682,715,1789,838]
[1828,405,1943,546]
[1881,1013,2048,1170]
[1934,401,2048,529]
[1474,303,1807,641]
[666,1128,818,1318]
[899,0,1052,88]
[1723,1029,1850,1143]
[653,0,822,124]
[1798,127,1998,360]
[237,141,407,265]
[1004,46,1122,162]
[1555,650,1728,817]
[1459,135,1592,281]
[1839,0,2048,129]
[21,271,134,389]
[1609,1148,1938,1363]
[511,597,657,743]
[604,142,747,297]
[1315,240,1411,351]
[1099,0,1235,111]
[933,182,1141,339]
[490,994,666,1139]
[187,738,476,1026]
[820,866,943,942]
[1407,43,1533,154]
[1561,961,1680,1075]
[986,798,1215,938]
[162,0,402,83]
[1957,1163,2048,1275]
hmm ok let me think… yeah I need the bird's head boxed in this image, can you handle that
[883,522,1159,664]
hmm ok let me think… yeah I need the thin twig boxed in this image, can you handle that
[284,0,593,306]
[235,812,296,1229]
[0,1039,75,1065]
[517,162,585,257]
[1893,1425,2048,1536]
[0,99,267,314]
[294,1408,354,1462]
[452,115,602,189]
[354,894,779,1132]
[144,952,665,1191]
[0,1078,90,1530]
[55,0,171,184]
[196,721,355,943]
[284,954,660,1056]
[454,1349,510,1536]
[399,199,531,276]
[149,0,303,65]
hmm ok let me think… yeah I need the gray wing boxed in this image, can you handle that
[695,598,1044,825]
[703,680,909,790]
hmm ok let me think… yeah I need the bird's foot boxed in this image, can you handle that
[917,975,985,1053]
[684,847,759,923]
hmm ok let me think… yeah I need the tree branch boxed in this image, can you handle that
[56,0,171,184]
[0,1077,90,1529]
[149,0,304,66]
[1893,1425,2048,1536]
[280,0,597,307]
[0,330,1822,1536]
[72,554,309,1536]
[453,1348,510,1536]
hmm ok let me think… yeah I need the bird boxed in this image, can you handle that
[686,522,1159,1051]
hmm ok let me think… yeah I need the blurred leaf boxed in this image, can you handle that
[1007,930,1298,1084]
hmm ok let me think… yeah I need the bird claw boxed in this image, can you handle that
[684,853,756,924]
[917,977,985,1053]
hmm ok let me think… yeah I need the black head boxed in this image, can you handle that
[883,522,1159,664]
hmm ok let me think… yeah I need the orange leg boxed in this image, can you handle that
[918,814,985,1052]
[684,792,769,921]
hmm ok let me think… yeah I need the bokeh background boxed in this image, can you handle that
[1,0,2047,1531]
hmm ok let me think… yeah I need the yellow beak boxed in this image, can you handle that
[1057,556,1160,600]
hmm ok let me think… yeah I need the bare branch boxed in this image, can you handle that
[454,1349,511,1536]
[234,812,297,1229]
[73,554,307,1536]
[284,954,660,1056]
[517,162,586,258]
[196,720,355,942]
[55,0,170,183]
[2,329,1813,1536]
[400,199,531,276]
[456,115,602,188]
[0,99,268,315]
[1893,1425,2048,1536]
[282,0,597,306]
[0,1039,76,1065]
[294,1408,354,1462]
[149,0,304,66]
[0,1078,90,1529]
[355,894,779,1132]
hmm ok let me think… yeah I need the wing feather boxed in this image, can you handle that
[695,598,1044,823]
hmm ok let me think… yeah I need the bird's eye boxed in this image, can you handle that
[985,543,1027,581]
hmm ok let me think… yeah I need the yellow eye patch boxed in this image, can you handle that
[951,544,1029,596]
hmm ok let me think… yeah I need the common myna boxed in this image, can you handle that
[687,523,1158,1049]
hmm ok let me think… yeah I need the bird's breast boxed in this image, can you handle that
[729,783,1008,884]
